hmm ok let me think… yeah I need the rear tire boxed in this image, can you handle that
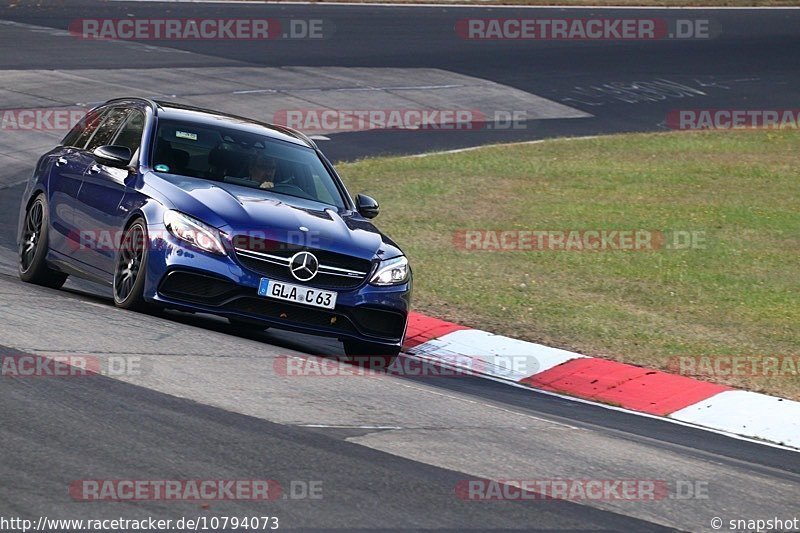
[113,218,150,311]
[343,340,400,370]
[18,194,68,289]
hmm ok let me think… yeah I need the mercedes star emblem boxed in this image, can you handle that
[289,251,319,281]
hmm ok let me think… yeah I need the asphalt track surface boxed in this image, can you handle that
[0,1,799,531]
[1,1,799,160]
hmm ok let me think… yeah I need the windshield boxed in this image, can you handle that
[151,119,346,209]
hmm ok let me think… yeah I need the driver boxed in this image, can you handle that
[248,154,278,189]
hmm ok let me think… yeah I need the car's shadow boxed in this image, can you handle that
[60,275,349,357]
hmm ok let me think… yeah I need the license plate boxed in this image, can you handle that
[258,278,337,310]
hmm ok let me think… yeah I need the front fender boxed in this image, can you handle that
[17,153,53,247]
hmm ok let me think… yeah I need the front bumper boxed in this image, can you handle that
[143,226,411,346]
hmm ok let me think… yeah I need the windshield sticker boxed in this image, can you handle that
[154,164,170,172]
[175,130,198,141]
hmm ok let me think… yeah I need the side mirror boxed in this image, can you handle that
[356,193,379,219]
[93,145,132,169]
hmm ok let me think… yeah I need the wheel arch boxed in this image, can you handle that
[18,186,49,246]
[120,196,167,233]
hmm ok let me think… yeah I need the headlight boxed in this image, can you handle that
[370,256,409,286]
[164,210,226,256]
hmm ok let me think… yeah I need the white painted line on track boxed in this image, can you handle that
[299,424,405,429]
[231,89,279,95]
[407,134,602,158]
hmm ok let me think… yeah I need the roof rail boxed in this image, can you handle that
[104,97,160,115]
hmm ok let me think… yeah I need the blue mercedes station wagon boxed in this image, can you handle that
[18,98,411,357]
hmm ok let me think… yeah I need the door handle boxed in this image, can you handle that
[88,164,102,174]
[55,157,68,167]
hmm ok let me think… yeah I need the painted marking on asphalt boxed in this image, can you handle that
[332,84,466,92]
[299,424,404,429]
[408,135,603,158]
[232,89,279,94]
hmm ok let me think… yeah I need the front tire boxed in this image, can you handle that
[113,218,150,311]
[19,194,68,289]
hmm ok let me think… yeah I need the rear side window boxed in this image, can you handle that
[85,108,131,152]
[64,108,107,149]
[112,110,145,154]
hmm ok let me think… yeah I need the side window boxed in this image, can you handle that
[112,110,145,154]
[65,108,107,149]
[85,108,131,152]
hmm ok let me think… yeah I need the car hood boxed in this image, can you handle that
[146,172,403,261]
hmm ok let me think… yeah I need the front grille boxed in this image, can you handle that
[232,235,374,290]
[159,271,240,305]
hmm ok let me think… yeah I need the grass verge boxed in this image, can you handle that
[338,129,800,400]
